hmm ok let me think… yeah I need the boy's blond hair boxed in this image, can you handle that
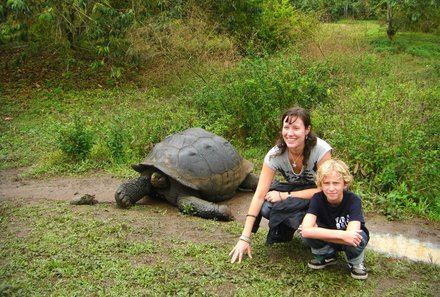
[315,159,353,188]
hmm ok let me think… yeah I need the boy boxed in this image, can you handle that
[300,159,369,280]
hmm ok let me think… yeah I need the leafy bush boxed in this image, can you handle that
[105,118,127,162]
[314,76,440,219]
[208,0,319,54]
[57,115,95,161]
[191,53,334,146]
[0,0,134,80]
[389,0,440,33]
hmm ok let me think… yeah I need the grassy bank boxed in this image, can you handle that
[1,199,438,296]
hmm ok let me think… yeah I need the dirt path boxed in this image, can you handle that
[1,168,439,249]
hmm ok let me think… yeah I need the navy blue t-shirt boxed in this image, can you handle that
[307,190,369,237]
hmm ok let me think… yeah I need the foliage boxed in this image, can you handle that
[0,0,319,81]
[0,0,134,78]
[209,0,319,53]
[293,0,383,21]
[57,114,95,161]
[312,27,440,220]
[104,117,128,163]
[293,0,440,34]
[180,202,197,216]
[386,0,440,33]
[191,53,334,146]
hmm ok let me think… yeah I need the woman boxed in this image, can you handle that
[229,107,332,263]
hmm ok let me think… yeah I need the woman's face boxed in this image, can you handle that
[282,116,311,150]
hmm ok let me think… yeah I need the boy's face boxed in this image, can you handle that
[321,171,345,206]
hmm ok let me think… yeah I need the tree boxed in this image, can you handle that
[386,0,396,40]
[0,0,134,60]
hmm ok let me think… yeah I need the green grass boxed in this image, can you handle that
[370,31,440,59]
[0,86,200,176]
[1,199,439,296]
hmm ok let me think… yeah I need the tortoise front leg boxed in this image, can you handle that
[239,173,259,191]
[177,196,233,221]
[115,176,152,208]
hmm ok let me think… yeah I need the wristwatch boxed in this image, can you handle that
[287,191,292,199]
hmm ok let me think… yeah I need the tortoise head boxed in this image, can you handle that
[151,171,170,189]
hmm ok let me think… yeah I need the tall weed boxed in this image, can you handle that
[127,9,236,69]
[105,117,127,162]
[57,115,95,161]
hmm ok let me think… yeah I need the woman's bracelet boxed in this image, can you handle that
[278,191,283,201]
[246,214,257,218]
[239,235,251,244]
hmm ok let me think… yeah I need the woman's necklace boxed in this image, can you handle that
[289,151,302,169]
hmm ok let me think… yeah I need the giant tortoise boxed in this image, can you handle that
[115,128,258,220]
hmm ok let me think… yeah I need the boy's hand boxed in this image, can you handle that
[342,230,363,247]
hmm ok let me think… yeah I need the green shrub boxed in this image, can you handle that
[57,115,95,161]
[209,0,318,54]
[105,118,126,162]
[314,77,440,220]
[191,53,334,146]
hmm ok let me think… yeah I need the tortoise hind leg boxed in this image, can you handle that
[115,176,152,208]
[177,196,233,221]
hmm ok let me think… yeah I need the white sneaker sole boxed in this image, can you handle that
[351,272,368,280]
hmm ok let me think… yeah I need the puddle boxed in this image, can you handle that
[368,233,440,265]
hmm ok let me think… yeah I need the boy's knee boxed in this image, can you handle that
[302,237,327,249]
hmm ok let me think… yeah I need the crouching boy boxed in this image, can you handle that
[300,159,369,280]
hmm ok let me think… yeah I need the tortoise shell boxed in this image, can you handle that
[134,128,253,200]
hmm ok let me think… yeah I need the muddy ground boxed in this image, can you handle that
[1,167,439,249]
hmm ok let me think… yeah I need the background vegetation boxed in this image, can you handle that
[1,1,439,220]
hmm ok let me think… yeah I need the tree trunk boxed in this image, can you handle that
[386,1,396,41]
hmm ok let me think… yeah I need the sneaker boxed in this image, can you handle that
[349,262,368,280]
[308,254,337,270]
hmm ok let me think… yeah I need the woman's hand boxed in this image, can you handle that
[229,240,252,263]
[264,190,283,203]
